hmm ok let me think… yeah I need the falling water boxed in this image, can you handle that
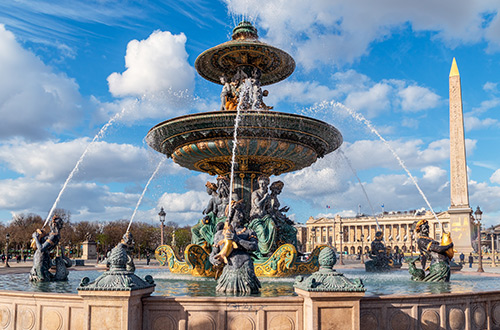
[227,80,252,214]
[337,149,381,230]
[44,109,127,227]
[327,101,441,226]
[127,158,167,232]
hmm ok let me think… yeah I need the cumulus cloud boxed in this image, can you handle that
[491,169,500,184]
[421,166,447,182]
[464,115,500,131]
[0,138,165,182]
[107,30,195,98]
[0,25,82,140]
[225,0,500,69]
[278,136,479,218]
[157,190,210,224]
[398,86,440,112]
[0,136,191,221]
[268,70,439,118]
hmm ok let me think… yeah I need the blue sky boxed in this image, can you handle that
[0,1,499,228]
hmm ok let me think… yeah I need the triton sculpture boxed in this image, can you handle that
[29,215,72,282]
[408,219,454,282]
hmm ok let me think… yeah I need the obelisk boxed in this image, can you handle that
[448,58,473,253]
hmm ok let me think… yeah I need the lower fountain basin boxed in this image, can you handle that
[1,268,499,297]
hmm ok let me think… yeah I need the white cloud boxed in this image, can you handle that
[94,91,196,124]
[483,82,498,92]
[156,190,211,224]
[0,138,165,182]
[0,25,82,140]
[421,166,447,182]
[268,70,440,118]
[225,1,500,69]
[398,85,440,112]
[278,136,477,216]
[491,169,500,184]
[464,115,500,131]
[344,83,391,118]
[107,30,195,98]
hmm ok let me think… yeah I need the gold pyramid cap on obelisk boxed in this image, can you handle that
[450,57,460,77]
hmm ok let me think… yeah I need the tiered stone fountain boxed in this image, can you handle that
[147,22,342,277]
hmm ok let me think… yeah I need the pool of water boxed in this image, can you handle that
[1,268,499,297]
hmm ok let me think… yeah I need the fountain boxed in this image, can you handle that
[147,21,343,278]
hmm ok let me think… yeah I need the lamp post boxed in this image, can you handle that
[410,229,414,257]
[491,229,497,267]
[309,227,315,252]
[339,226,344,265]
[360,234,365,264]
[473,206,484,273]
[158,207,166,246]
[3,233,10,268]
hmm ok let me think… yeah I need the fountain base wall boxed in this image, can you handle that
[1,287,500,329]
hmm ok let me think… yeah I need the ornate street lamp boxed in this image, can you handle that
[474,206,484,273]
[360,234,365,264]
[4,233,10,268]
[158,207,166,246]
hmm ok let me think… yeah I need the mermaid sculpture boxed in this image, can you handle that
[409,219,454,282]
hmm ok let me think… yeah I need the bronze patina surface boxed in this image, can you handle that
[145,110,342,176]
[195,21,295,86]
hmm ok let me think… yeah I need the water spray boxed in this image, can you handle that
[337,149,381,231]
[43,108,128,228]
[227,79,251,218]
[328,101,442,229]
[126,157,167,233]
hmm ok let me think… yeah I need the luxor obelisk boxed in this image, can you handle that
[448,58,473,253]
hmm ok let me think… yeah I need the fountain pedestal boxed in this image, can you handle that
[294,247,365,330]
[295,290,365,330]
[78,287,154,330]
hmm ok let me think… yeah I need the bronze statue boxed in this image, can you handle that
[268,181,297,247]
[365,231,391,272]
[30,215,71,282]
[210,200,261,295]
[409,219,454,282]
[191,177,230,248]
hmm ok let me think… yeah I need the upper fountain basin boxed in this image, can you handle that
[145,110,343,176]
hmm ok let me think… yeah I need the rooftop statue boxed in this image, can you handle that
[408,219,454,282]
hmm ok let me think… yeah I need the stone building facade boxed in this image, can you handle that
[305,210,451,254]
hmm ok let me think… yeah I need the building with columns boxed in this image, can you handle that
[305,210,451,254]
